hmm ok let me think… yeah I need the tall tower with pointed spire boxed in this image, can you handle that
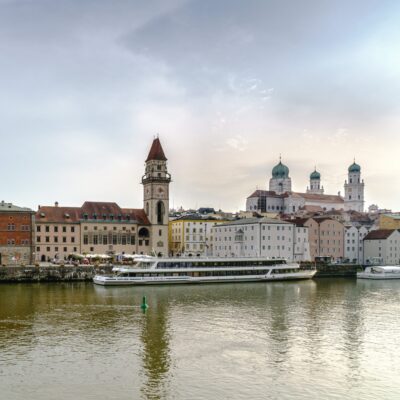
[142,137,171,256]
[344,160,364,212]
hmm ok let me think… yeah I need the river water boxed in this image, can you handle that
[1,279,400,399]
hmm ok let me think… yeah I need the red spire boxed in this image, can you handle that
[146,138,167,162]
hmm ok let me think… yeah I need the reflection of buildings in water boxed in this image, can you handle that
[262,282,318,365]
[140,299,171,400]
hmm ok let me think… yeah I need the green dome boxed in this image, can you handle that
[310,170,321,180]
[348,162,361,173]
[272,161,289,179]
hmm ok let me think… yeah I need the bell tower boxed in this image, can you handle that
[344,160,364,212]
[142,137,171,256]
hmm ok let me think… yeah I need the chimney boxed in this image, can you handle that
[55,201,59,207]
[38,205,41,210]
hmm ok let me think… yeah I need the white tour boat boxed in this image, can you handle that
[93,256,317,286]
[357,265,400,280]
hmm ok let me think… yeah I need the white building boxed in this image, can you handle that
[363,229,400,265]
[247,160,365,214]
[212,218,310,261]
[344,225,370,264]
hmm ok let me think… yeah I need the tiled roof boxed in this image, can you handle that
[146,138,167,162]
[121,208,151,225]
[364,229,396,240]
[36,206,81,223]
[247,190,283,199]
[36,203,151,225]
[293,192,344,203]
[81,201,122,218]
[282,217,309,227]
[216,217,292,227]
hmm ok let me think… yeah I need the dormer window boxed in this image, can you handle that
[118,214,122,221]
[126,215,130,221]
[40,212,45,218]
[93,213,97,220]
[103,214,107,220]
[83,213,88,220]
[64,213,70,219]
[109,214,114,221]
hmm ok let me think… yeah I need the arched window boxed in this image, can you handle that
[146,202,149,216]
[157,201,165,224]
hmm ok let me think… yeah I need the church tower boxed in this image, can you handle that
[307,169,324,194]
[344,161,364,212]
[142,137,171,256]
[269,158,292,194]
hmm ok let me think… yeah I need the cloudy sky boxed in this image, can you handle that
[1,0,399,212]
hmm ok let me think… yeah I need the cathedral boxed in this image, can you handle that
[246,159,365,214]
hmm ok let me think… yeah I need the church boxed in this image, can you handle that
[246,159,365,214]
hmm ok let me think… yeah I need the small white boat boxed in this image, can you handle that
[94,256,317,286]
[357,266,400,280]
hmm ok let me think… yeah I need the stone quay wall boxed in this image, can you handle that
[0,265,114,283]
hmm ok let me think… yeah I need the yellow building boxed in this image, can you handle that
[169,217,228,256]
[378,214,400,230]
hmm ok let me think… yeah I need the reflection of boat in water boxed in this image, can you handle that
[93,257,317,286]
[357,266,400,280]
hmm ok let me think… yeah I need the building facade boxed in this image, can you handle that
[212,218,310,261]
[363,229,400,265]
[0,201,35,265]
[344,225,370,264]
[295,217,345,261]
[35,138,171,262]
[169,216,227,256]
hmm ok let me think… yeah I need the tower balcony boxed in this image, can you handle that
[141,172,172,185]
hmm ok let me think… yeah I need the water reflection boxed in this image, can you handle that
[1,280,400,400]
[140,297,171,400]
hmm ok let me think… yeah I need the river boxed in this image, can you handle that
[1,279,400,399]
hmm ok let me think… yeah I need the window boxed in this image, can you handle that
[63,237,67,243]
[71,227,75,233]
[54,226,58,233]
[37,236,41,243]
[46,226,50,232]
[83,235,89,245]
[63,226,66,233]
[37,226,41,232]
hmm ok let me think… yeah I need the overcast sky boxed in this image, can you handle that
[1,0,399,212]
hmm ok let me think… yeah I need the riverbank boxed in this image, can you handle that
[0,265,114,282]
[0,263,362,282]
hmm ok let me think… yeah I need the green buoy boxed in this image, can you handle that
[140,295,148,311]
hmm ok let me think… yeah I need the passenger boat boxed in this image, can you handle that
[357,265,400,280]
[93,256,317,286]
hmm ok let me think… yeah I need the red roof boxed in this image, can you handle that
[121,208,150,225]
[364,229,396,240]
[36,206,81,223]
[146,138,167,162]
[247,190,283,199]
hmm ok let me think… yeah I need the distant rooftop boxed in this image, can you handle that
[0,201,33,213]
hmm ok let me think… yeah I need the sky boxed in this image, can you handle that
[1,0,400,212]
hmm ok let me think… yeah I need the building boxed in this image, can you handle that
[377,213,400,230]
[211,217,310,261]
[35,137,171,261]
[0,201,35,265]
[363,229,400,265]
[294,217,345,262]
[35,203,81,262]
[169,216,227,256]
[246,160,365,214]
[344,161,365,212]
[344,225,370,264]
